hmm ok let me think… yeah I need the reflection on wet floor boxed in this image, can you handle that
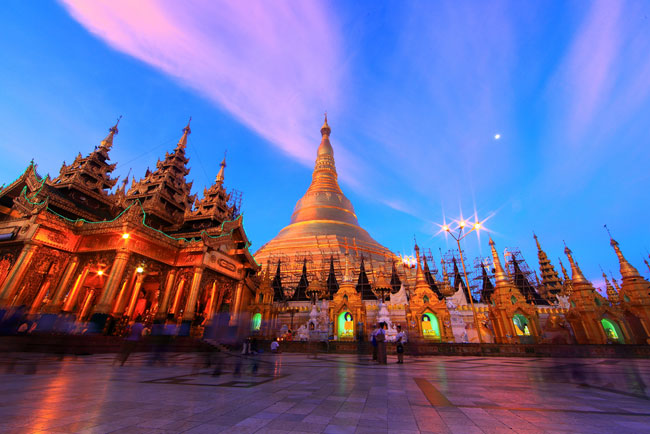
[0,352,649,433]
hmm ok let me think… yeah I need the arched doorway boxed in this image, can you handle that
[251,312,262,332]
[337,311,354,340]
[421,312,441,340]
[601,318,624,344]
[513,313,531,336]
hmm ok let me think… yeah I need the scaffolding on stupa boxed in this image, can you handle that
[505,247,549,305]
[422,247,439,276]
[441,249,481,302]
[472,256,495,303]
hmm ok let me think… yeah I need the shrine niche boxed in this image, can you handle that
[337,310,354,339]
[330,254,366,341]
[420,312,440,340]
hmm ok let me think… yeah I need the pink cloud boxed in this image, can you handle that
[59,0,343,166]
[557,0,622,141]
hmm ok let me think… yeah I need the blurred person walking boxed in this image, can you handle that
[395,325,407,364]
[117,316,144,366]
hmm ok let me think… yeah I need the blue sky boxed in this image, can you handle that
[1,1,649,289]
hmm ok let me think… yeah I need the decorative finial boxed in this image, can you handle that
[110,115,122,134]
[215,150,227,184]
[604,224,612,239]
[320,113,331,137]
[175,117,192,150]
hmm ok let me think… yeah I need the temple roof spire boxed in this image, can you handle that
[215,152,226,185]
[99,115,121,151]
[176,117,192,151]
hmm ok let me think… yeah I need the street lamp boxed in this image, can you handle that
[440,218,484,344]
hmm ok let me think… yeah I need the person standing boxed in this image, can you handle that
[395,325,407,364]
[376,322,387,365]
[371,324,379,361]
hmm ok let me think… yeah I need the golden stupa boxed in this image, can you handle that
[254,117,395,276]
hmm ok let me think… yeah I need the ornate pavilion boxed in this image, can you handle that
[0,119,259,333]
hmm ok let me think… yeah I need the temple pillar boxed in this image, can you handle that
[231,280,245,322]
[182,267,204,321]
[111,276,132,316]
[45,256,79,312]
[170,278,187,315]
[62,266,90,312]
[157,269,178,317]
[78,289,95,320]
[0,242,39,305]
[30,280,52,314]
[203,280,217,321]
[125,273,146,318]
[94,250,130,314]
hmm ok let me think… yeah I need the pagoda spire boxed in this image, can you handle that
[308,113,339,194]
[99,116,121,151]
[414,241,427,288]
[602,270,619,304]
[271,260,285,302]
[342,249,352,283]
[559,259,570,282]
[563,243,588,284]
[489,238,521,306]
[559,258,573,295]
[609,237,642,280]
[611,275,621,291]
[440,255,453,296]
[489,238,508,285]
[480,262,495,303]
[533,233,563,295]
[326,255,339,298]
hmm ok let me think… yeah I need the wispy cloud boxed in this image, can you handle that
[552,0,622,142]
[60,0,343,166]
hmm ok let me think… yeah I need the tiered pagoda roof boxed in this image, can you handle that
[126,120,196,230]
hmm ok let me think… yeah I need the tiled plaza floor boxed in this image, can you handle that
[0,350,649,433]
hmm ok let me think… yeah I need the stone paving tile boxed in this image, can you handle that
[1,352,650,433]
